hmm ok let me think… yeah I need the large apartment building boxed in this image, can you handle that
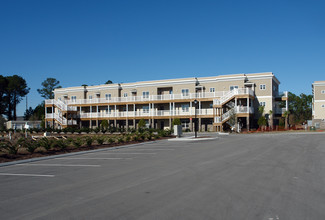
[45,72,288,132]
[312,81,325,129]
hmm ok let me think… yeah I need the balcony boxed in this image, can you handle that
[46,92,232,107]
[78,108,214,118]
[46,108,214,121]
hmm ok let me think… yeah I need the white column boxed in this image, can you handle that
[173,102,175,115]
[199,101,201,115]
[286,99,288,111]
[190,101,192,115]
[152,103,155,116]
[133,104,136,117]
[126,104,128,128]
[90,106,92,128]
[96,105,99,119]
[114,105,117,117]
[149,103,151,116]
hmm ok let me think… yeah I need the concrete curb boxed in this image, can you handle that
[168,136,218,141]
[0,139,168,168]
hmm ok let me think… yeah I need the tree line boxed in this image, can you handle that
[0,75,29,121]
[0,76,113,128]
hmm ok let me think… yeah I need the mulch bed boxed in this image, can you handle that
[0,136,172,164]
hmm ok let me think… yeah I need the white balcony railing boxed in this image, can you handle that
[76,108,214,119]
[45,99,77,111]
[213,88,254,105]
[214,106,254,123]
[46,91,232,107]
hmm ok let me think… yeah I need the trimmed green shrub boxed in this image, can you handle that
[38,137,55,151]
[72,138,83,148]
[138,119,146,129]
[18,138,39,154]
[96,136,105,145]
[107,137,114,144]
[0,141,19,155]
[84,136,93,147]
[172,118,181,126]
[51,139,67,150]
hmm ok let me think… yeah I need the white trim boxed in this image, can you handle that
[256,96,273,99]
[314,100,325,103]
[54,72,276,94]
[313,82,325,86]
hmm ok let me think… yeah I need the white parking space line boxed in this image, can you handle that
[93,152,156,155]
[0,173,55,177]
[122,149,175,151]
[16,164,101,167]
[55,157,133,160]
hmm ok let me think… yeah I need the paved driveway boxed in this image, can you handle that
[0,132,325,220]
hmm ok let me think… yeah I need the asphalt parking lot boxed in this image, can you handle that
[1,132,325,220]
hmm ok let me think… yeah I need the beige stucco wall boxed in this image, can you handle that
[314,85,325,100]
[254,97,274,116]
[314,102,325,119]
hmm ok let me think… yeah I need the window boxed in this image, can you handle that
[321,90,325,94]
[143,91,149,98]
[169,90,173,94]
[260,84,266,90]
[181,104,189,112]
[260,102,266,106]
[181,89,189,96]
[142,106,149,113]
[71,96,76,102]
[123,93,128,97]
[210,88,215,93]
[105,94,111,100]
[209,103,213,108]
[322,104,325,108]
[230,86,238,91]
[89,95,92,100]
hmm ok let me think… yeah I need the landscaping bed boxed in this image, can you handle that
[0,130,173,163]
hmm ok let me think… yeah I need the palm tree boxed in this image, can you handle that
[268,110,273,130]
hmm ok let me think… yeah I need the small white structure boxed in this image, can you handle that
[6,120,41,130]
[174,125,182,138]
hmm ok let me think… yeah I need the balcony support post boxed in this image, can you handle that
[133,104,136,129]
[114,105,117,127]
[173,102,175,116]
[96,105,99,128]
[90,106,92,129]
[152,103,154,129]
[199,101,201,132]
[126,104,128,129]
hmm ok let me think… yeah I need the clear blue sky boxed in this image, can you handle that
[0,0,324,116]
